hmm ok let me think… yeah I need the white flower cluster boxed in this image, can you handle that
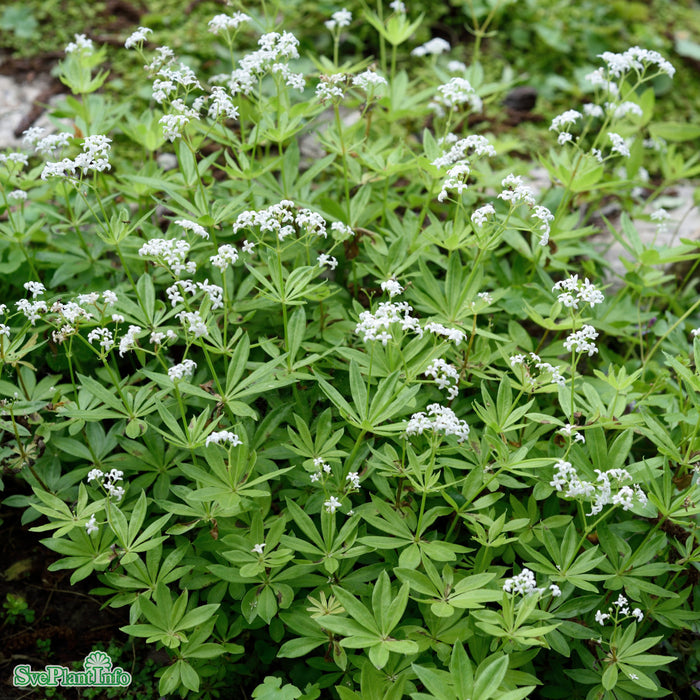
[550,460,648,516]
[437,162,470,203]
[208,12,250,35]
[16,299,48,325]
[138,238,196,277]
[210,244,239,271]
[352,69,387,93]
[471,204,496,228]
[87,327,114,351]
[166,279,223,311]
[355,301,422,345]
[211,31,303,96]
[47,300,94,343]
[8,189,27,201]
[119,325,142,357]
[498,174,536,207]
[168,358,197,381]
[330,222,353,240]
[598,47,675,79]
[552,275,605,309]
[389,0,406,12]
[41,135,112,180]
[430,77,482,116]
[233,200,327,241]
[207,86,239,121]
[176,310,208,338]
[316,73,347,102]
[595,594,644,625]
[503,568,544,596]
[608,132,630,158]
[0,152,29,170]
[124,26,153,49]
[310,457,333,483]
[424,358,459,400]
[23,281,45,298]
[150,329,177,345]
[563,324,599,356]
[550,109,582,134]
[205,430,242,447]
[317,254,338,270]
[65,34,93,54]
[175,218,209,239]
[412,37,450,57]
[145,45,175,74]
[431,135,496,169]
[381,278,404,298]
[405,403,470,443]
[559,423,585,443]
[532,205,554,246]
[87,468,125,501]
[325,9,352,30]
[424,322,465,344]
[607,101,643,119]
[510,352,566,388]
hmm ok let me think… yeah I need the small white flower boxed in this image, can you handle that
[205,431,242,447]
[175,218,209,239]
[24,281,46,299]
[595,610,609,625]
[471,204,495,228]
[325,9,352,30]
[346,472,361,488]
[608,132,630,158]
[168,358,197,381]
[208,12,250,35]
[502,567,544,596]
[317,254,338,270]
[558,132,573,145]
[549,584,562,597]
[85,514,99,535]
[412,37,450,57]
[251,543,266,555]
[87,468,104,483]
[65,34,93,54]
[324,496,342,513]
[124,26,152,49]
[381,278,403,298]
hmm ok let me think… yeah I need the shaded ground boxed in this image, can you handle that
[0,477,158,699]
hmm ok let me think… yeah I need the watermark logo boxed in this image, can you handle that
[13,650,132,689]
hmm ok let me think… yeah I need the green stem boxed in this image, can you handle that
[333,104,352,223]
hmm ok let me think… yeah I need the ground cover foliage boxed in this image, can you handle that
[2,1,700,698]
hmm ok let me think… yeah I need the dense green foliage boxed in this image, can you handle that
[2,1,700,698]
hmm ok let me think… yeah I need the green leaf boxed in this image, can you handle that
[331,586,380,635]
[601,663,618,690]
[473,655,509,699]
[650,121,700,142]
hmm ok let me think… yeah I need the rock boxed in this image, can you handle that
[502,86,538,112]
